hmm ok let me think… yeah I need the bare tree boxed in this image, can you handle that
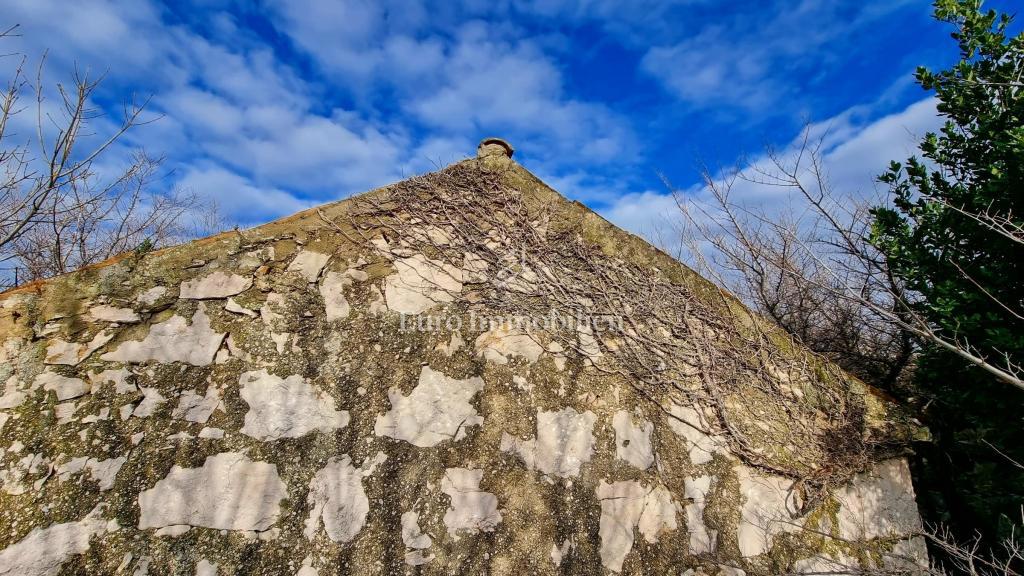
[0,24,215,287]
[663,129,915,391]
[667,125,1023,393]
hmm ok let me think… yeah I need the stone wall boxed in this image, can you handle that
[0,156,928,575]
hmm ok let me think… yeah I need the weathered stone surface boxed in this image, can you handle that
[136,286,167,305]
[441,468,502,539]
[131,387,165,418]
[287,250,330,282]
[736,465,803,557]
[0,377,25,409]
[474,324,544,364]
[319,271,351,320]
[137,452,287,531]
[374,366,483,447]
[101,306,225,366]
[87,305,140,323]
[0,148,926,575]
[501,407,597,478]
[35,371,89,401]
[45,331,114,365]
[383,254,463,314]
[195,559,218,576]
[0,505,114,576]
[835,458,924,541]
[179,271,252,299]
[88,368,135,394]
[401,511,432,549]
[172,386,221,423]
[56,455,126,491]
[596,480,679,572]
[684,475,717,555]
[612,410,655,470]
[239,370,349,440]
[304,453,385,543]
[667,403,730,465]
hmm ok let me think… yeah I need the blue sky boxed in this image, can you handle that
[2,0,1015,237]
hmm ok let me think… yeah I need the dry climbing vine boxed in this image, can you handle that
[322,160,910,511]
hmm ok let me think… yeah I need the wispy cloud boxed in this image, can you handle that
[1,0,946,233]
[600,95,941,242]
[640,1,917,112]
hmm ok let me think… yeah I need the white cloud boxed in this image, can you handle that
[264,3,638,169]
[599,96,941,241]
[600,190,679,236]
[175,166,310,225]
[640,1,917,110]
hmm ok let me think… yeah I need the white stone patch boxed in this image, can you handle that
[404,550,435,566]
[224,298,256,317]
[179,271,252,299]
[172,386,221,423]
[1,452,50,495]
[260,292,287,326]
[547,341,567,371]
[612,410,655,470]
[319,271,351,321]
[736,465,803,557]
[596,480,680,572]
[834,458,924,541]
[56,455,126,491]
[462,251,489,282]
[576,324,603,361]
[367,285,386,315]
[374,366,483,447]
[88,369,135,394]
[344,267,368,282]
[88,305,140,323]
[667,403,730,465]
[288,250,330,282]
[551,539,573,567]
[239,370,349,440]
[154,525,190,537]
[55,402,77,425]
[383,254,463,314]
[441,468,502,539]
[885,536,930,571]
[401,511,434,565]
[791,552,860,574]
[138,452,287,531]
[136,286,167,306]
[434,332,464,357]
[35,371,89,401]
[474,325,544,365]
[81,406,109,424]
[0,504,115,576]
[45,331,114,365]
[296,556,318,576]
[0,376,26,409]
[401,511,432,549]
[101,306,226,366]
[132,387,166,418]
[500,408,597,478]
[684,475,718,555]
[304,452,386,542]
[195,559,218,576]
[198,427,224,439]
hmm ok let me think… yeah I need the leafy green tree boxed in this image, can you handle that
[870,0,1024,555]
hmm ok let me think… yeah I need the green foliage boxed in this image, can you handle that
[133,238,154,256]
[870,0,1024,556]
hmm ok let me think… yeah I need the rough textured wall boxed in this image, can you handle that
[0,151,928,575]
